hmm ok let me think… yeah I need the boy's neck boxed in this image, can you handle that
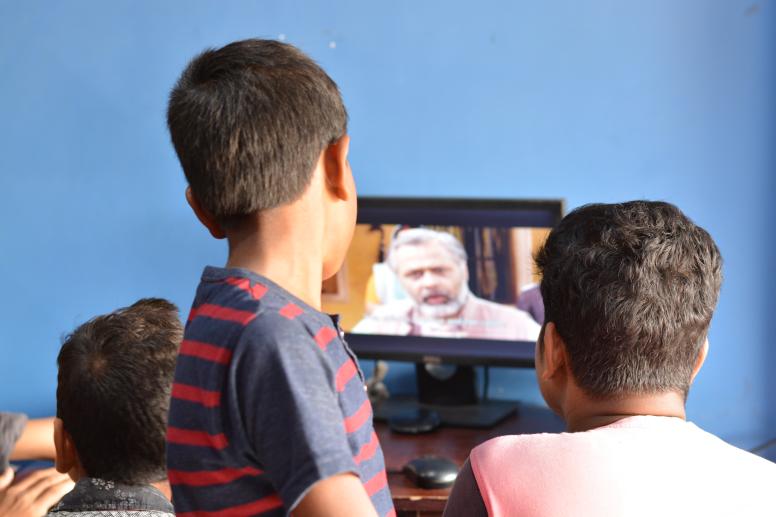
[563,389,687,433]
[68,457,171,499]
[225,206,325,310]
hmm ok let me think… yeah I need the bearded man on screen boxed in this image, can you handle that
[353,228,540,341]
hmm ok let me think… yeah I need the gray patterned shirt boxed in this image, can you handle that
[46,477,174,517]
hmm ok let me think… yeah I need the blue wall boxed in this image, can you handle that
[1,1,773,448]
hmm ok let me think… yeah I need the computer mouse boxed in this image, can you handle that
[402,456,459,489]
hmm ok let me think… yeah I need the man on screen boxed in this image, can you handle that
[353,228,541,340]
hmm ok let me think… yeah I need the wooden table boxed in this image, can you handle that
[376,402,565,516]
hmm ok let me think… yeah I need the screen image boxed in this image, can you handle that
[323,224,548,342]
[321,198,561,367]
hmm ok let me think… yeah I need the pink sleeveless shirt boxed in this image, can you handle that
[470,416,776,517]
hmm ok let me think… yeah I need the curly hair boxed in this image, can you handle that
[536,201,722,398]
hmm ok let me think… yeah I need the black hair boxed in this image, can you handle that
[167,38,348,227]
[56,298,182,484]
[536,201,722,398]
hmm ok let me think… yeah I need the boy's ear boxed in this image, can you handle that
[186,187,226,239]
[690,338,709,382]
[322,135,352,201]
[539,322,568,381]
[53,418,77,478]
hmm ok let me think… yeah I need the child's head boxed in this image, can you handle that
[535,201,722,406]
[54,298,182,485]
[167,39,354,276]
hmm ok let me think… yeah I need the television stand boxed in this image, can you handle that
[373,395,518,428]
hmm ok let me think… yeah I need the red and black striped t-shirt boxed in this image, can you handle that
[167,266,395,516]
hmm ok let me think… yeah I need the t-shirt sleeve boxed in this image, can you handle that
[233,323,358,511]
[0,412,28,469]
[443,458,489,517]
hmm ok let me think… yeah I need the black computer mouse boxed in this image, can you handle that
[402,456,459,489]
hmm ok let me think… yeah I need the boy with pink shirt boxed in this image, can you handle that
[444,201,776,517]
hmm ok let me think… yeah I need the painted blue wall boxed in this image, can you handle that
[1,1,773,448]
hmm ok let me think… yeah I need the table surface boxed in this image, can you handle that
[376,401,565,515]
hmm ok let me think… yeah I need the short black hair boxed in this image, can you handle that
[56,298,182,484]
[536,201,722,398]
[167,38,348,226]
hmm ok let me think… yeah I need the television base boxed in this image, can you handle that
[373,395,518,429]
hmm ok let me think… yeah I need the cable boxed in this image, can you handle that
[482,366,490,401]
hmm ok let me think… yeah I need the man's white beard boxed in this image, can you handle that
[416,286,470,320]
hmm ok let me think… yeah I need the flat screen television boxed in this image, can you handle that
[321,197,564,427]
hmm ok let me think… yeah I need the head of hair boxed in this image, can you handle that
[56,298,182,484]
[535,200,722,398]
[387,228,468,271]
[167,38,348,228]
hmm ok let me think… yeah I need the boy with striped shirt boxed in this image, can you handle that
[165,39,394,516]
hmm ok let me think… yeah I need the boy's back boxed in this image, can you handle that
[443,201,776,517]
[469,415,775,517]
[167,267,393,515]
[48,298,180,517]
[165,38,394,516]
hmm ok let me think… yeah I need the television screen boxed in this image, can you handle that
[322,198,562,367]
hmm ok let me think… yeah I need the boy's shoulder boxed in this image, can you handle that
[190,266,340,361]
[470,416,776,504]
[474,415,776,468]
[469,416,776,516]
[198,265,333,319]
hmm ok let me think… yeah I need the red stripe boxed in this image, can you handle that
[363,469,388,496]
[176,494,283,517]
[168,466,263,487]
[172,383,221,408]
[189,304,257,325]
[353,432,380,465]
[225,277,268,300]
[314,327,338,350]
[386,510,397,517]
[179,340,232,365]
[335,359,358,392]
[343,399,372,434]
[279,302,303,320]
[167,426,228,450]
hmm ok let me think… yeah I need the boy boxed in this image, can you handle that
[165,39,394,516]
[444,201,776,517]
[47,298,180,516]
